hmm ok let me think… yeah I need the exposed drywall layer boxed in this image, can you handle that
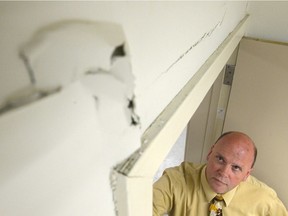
[246,1,288,43]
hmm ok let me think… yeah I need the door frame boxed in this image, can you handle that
[185,46,239,163]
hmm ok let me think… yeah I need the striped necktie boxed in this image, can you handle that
[209,195,224,216]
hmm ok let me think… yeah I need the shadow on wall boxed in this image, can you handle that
[0,20,141,216]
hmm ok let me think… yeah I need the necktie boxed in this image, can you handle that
[209,195,224,216]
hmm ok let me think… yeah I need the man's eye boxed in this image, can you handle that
[232,165,242,172]
[216,156,224,163]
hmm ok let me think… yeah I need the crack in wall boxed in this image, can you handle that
[19,52,36,85]
[160,10,227,78]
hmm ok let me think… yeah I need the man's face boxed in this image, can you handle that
[205,133,254,194]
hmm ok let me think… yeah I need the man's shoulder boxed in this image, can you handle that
[240,175,278,197]
[160,162,205,189]
[163,162,205,178]
[237,175,288,213]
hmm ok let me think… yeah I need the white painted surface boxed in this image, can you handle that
[223,38,288,208]
[246,1,288,43]
[132,2,248,131]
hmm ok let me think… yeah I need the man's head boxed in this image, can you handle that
[205,131,257,194]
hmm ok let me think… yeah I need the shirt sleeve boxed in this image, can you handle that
[153,171,174,216]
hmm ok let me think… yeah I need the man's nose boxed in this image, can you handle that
[219,165,230,176]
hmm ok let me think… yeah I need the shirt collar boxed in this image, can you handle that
[201,165,237,207]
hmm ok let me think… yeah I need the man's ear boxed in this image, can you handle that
[206,145,214,161]
[243,168,253,181]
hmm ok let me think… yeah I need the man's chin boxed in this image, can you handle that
[210,179,229,193]
[213,188,227,194]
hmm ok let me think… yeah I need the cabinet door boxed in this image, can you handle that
[223,38,288,207]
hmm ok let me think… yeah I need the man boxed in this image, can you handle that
[153,131,288,216]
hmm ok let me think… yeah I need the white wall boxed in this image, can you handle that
[0,2,249,215]
[246,1,288,43]
[223,37,288,207]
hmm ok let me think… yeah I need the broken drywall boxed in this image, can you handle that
[0,20,140,216]
[20,20,124,88]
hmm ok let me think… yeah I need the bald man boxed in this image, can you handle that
[153,131,287,216]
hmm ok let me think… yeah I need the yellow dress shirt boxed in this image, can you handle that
[153,162,287,216]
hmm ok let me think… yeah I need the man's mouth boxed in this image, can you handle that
[213,177,228,185]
